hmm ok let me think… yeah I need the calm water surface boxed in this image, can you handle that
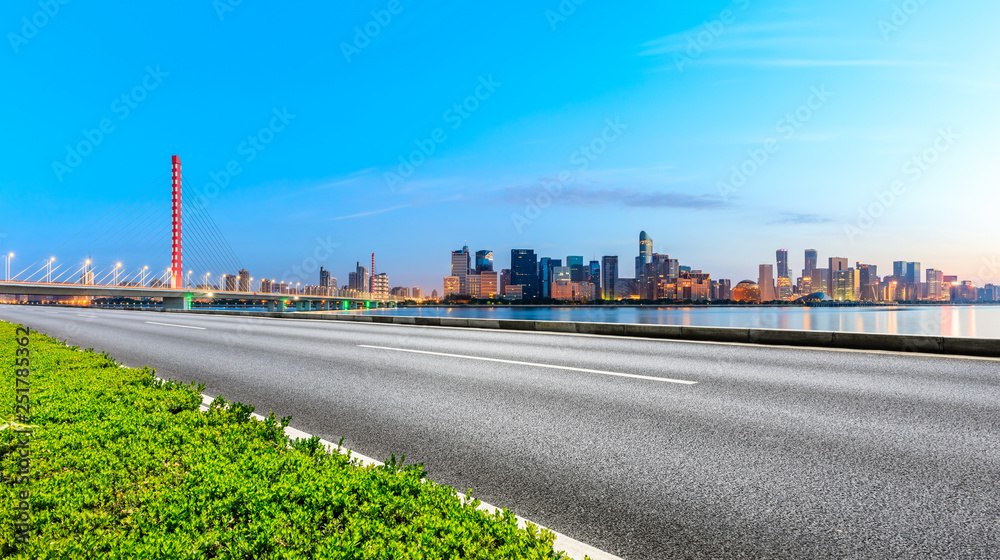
[342,305,1000,339]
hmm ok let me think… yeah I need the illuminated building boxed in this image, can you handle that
[776,249,790,279]
[475,250,493,273]
[601,256,618,300]
[479,270,498,298]
[925,269,943,301]
[777,276,793,301]
[828,257,848,299]
[551,281,596,301]
[833,268,858,301]
[443,276,459,296]
[758,265,775,302]
[466,275,481,298]
[451,246,470,295]
[567,256,584,282]
[510,249,538,298]
[238,269,250,292]
[732,281,761,303]
[811,268,828,297]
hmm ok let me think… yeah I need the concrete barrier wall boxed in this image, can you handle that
[158,308,1000,358]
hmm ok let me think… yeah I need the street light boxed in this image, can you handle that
[186,270,193,288]
[84,259,91,285]
[204,271,211,289]
[3,252,12,282]
[47,257,56,283]
[114,262,122,286]
[141,265,149,286]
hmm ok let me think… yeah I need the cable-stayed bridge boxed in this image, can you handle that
[1,156,397,311]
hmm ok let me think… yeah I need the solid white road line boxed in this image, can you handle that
[77,314,97,318]
[358,344,698,385]
[144,321,206,330]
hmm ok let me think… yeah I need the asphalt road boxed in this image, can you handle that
[3,305,999,559]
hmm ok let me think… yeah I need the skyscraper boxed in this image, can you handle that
[588,260,600,297]
[803,249,818,278]
[320,266,333,290]
[567,256,584,282]
[451,246,471,295]
[510,249,539,299]
[857,263,878,301]
[350,262,370,292]
[758,264,775,302]
[601,256,618,300]
[636,231,653,279]
[776,249,790,280]
[828,257,848,298]
[238,268,250,292]
[475,250,494,273]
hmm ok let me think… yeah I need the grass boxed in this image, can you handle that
[0,321,575,559]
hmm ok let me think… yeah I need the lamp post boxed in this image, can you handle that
[47,257,56,283]
[186,270,193,289]
[204,272,211,290]
[3,253,12,281]
[114,263,122,286]
[84,259,91,285]
[141,265,149,287]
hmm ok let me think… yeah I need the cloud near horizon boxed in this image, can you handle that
[498,185,728,209]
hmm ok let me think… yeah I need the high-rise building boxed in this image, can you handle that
[715,279,732,301]
[776,276,793,301]
[79,269,95,285]
[601,256,618,300]
[431,289,439,300]
[500,269,511,295]
[510,249,538,298]
[479,270,498,299]
[372,273,389,296]
[758,264,775,302]
[636,231,653,280]
[443,276,460,296]
[466,275,481,299]
[776,249,790,280]
[811,268,828,296]
[238,269,250,292]
[828,257,848,298]
[350,262,370,292]
[224,274,237,292]
[857,263,878,301]
[551,266,571,283]
[588,260,600,297]
[412,287,422,300]
[451,246,471,295]
[320,266,335,291]
[803,249,818,279]
[475,250,494,273]
[833,268,858,301]
[539,257,560,298]
[926,268,944,301]
[567,256,584,282]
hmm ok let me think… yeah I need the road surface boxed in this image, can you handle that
[2,305,998,559]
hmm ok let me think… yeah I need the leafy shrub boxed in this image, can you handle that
[0,322,570,559]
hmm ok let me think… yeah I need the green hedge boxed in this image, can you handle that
[0,322,571,559]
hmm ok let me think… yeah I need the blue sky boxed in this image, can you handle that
[3,0,999,291]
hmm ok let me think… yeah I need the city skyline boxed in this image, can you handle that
[4,1,999,293]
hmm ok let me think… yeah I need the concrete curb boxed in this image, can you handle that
[196,394,621,560]
[163,308,1000,358]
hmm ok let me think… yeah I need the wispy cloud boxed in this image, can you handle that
[499,186,727,209]
[769,212,833,225]
[329,204,409,221]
